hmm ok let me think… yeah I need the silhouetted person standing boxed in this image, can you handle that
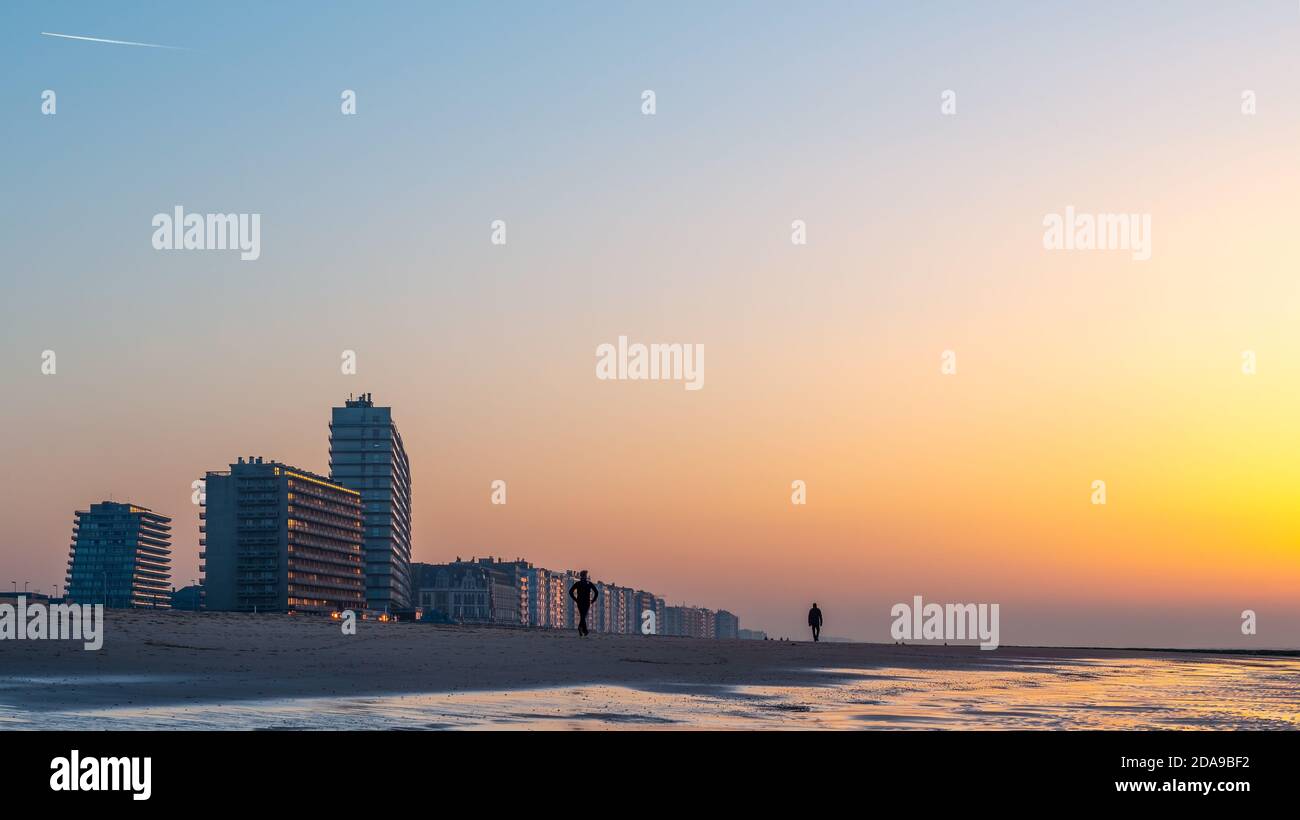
[808,602,823,642]
[569,570,599,637]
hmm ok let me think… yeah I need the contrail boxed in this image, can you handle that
[41,31,188,50]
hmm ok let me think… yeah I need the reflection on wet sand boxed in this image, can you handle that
[4,655,1297,729]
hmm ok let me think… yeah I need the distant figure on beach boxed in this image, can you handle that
[569,570,599,637]
[808,602,823,642]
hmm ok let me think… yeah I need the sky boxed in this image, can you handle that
[2,1,1299,647]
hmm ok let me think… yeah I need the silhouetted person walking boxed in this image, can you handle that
[569,570,599,637]
[808,602,823,642]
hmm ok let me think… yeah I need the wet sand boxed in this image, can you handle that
[1,610,1285,720]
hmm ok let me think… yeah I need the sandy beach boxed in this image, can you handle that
[0,609,1173,708]
[4,610,1298,729]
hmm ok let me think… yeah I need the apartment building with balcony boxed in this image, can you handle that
[715,609,740,639]
[201,458,364,614]
[329,393,413,612]
[65,502,173,608]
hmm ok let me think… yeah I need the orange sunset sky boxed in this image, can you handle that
[3,2,1299,645]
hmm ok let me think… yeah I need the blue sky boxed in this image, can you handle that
[4,2,1300,644]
